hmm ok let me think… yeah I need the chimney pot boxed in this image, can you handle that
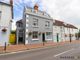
[34,4,38,13]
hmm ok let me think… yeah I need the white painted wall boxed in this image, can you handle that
[64,27,78,41]
[64,27,70,41]
[53,25,64,42]
[0,4,12,46]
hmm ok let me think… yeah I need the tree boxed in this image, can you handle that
[11,30,16,34]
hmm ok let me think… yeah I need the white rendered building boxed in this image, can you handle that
[0,1,12,46]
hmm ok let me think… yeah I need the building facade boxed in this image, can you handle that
[53,20,78,43]
[64,24,78,42]
[16,4,53,44]
[53,20,65,42]
[16,20,24,44]
[0,2,12,46]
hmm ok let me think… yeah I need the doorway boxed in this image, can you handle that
[42,33,45,42]
[18,30,24,44]
[57,33,59,42]
[18,37,24,44]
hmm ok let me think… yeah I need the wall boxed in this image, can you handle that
[53,25,65,42]
[0,4,11,46]
[25,12,53,44]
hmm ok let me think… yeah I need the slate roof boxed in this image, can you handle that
[53,20,64,26]
[16,20,23,24]
[53,19,78,29]
[64,24,78,29]
[0,1,11,6]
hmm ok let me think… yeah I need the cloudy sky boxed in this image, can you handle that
[0,0,80,29]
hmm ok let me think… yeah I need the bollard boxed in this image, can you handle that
[70,34,72,43]
[43,42,45,46]
[4,42,7,52]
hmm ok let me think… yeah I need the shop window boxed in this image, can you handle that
[32,31,38,39]
[46,32,52,40]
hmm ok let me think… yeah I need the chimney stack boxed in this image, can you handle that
[10,0,13,6]
[10,0,13,19]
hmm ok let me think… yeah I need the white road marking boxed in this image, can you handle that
[54,48,74,57]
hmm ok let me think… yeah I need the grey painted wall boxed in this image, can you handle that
[23,8,53,44]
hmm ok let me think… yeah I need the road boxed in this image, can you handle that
[0,42,80,60]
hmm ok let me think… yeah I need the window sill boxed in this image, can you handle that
[32,39,39,41]
[33,26,39,28]
[46,39,52,40]
[45,27,50,29]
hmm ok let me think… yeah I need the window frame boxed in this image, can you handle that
[45,32,52,40]
[45,21,50,27]
[32,31,39,40]
[33,18,38,27]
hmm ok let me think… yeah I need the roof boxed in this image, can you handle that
[64,24,78,29]
[16,19,23,24]
[25,5,51,18]
[53,20,64,26]
[0,1,11,6]
[53,20,78,29]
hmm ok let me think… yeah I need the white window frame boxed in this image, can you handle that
[33,18,38,27]
[45,21,50,28]
[32,31,39,40]
[45,32,52,40]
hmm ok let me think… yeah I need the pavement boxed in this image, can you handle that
[0,40,80,60]
[0,42,57,54]
[0,40,79,54]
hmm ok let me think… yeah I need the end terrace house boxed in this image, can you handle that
[16,4,53,44]
[53,20,65,43]
[0,1,12,46]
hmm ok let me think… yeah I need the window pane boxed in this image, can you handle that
[45,21,50,27]
[33,18,38,26]
[46,32,52,39]
[32,31,38,39]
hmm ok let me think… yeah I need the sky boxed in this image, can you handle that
[0,0,80,30]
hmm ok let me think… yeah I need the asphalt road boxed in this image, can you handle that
[0,42,80,60]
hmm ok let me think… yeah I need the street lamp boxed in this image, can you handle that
[69,27,72,43]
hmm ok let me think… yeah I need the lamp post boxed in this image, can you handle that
[57,33,59,43]
[63,23,67,42]
[69,28,72,43]
[53,20,55,42]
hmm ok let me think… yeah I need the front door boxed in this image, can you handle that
[18,37,23,44]
[57,33,59,42]
[42,33,45,42]
[18,30,24,44]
